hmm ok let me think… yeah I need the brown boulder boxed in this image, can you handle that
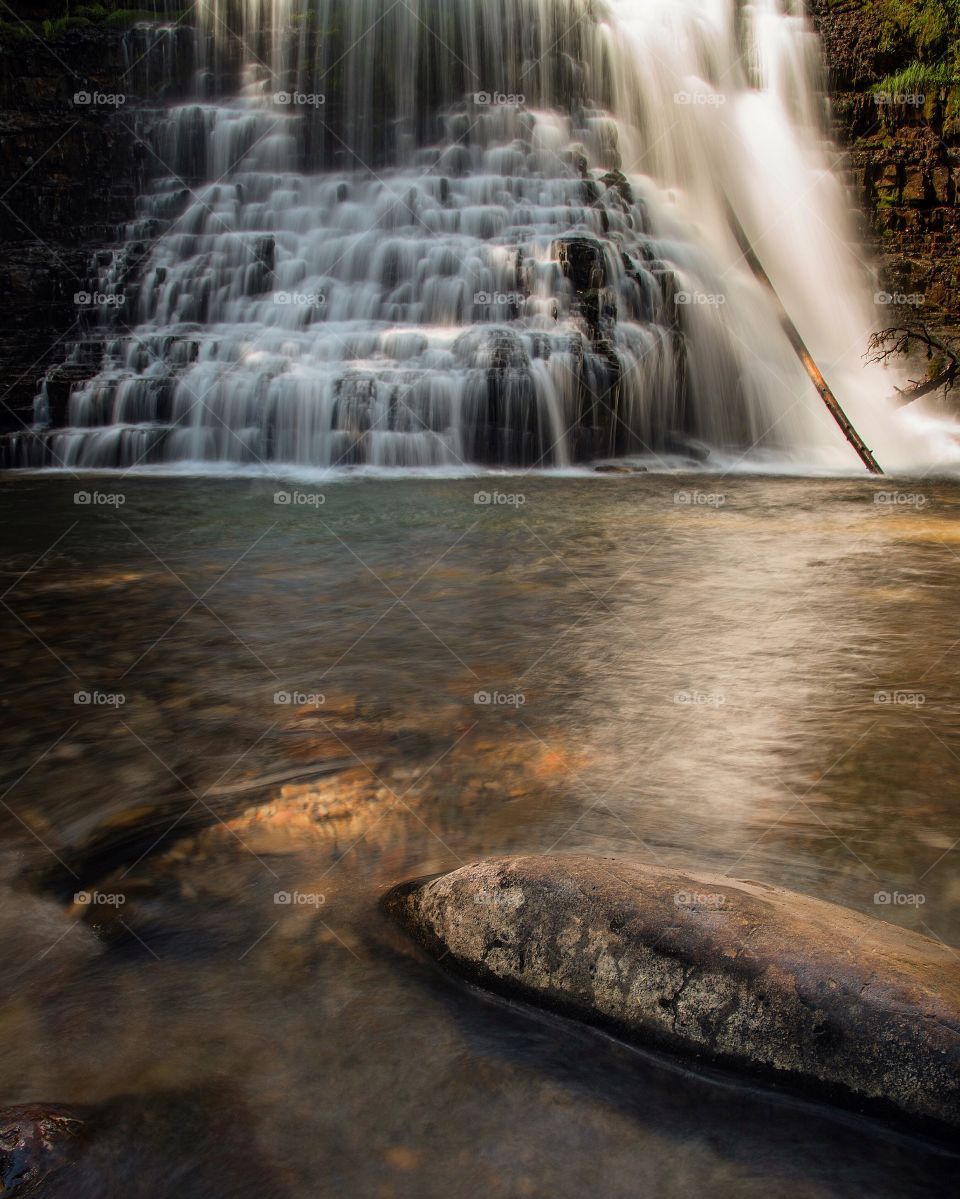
[386,855,960,1136]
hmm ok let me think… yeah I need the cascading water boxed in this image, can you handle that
[5,0,953,472]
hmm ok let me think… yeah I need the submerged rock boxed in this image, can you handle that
[0,1087,290,1198]
[0,1105,86,1196]
[385,855,960,1136]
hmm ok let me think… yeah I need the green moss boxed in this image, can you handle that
[878,0,960,59]
[42,16,92,37]
[0,18,32,43]
[104,9,170,26]
[36,5,182,36]
[870,3,960,131]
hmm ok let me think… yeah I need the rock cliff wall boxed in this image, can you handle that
[811,0,959,341]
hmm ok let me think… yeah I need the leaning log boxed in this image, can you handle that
[725,204,883,474]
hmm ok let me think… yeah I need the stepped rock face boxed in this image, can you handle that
[386,854,960,1135]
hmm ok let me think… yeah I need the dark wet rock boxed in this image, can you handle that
[556,237,606,294]
[0,1087,291,1199]
[452,328,558,466]
[386,854,960,1136]
[454,326,529,371]
[593,463,648,474]
[555,237,617,344]
[248,235,276,294]
[599,169,635,207]
[0,1105,87,1196]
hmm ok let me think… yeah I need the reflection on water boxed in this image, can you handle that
[1,474,958,1195]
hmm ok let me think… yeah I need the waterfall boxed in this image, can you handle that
[5,0,951,473]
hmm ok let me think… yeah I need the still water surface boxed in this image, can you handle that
[1,473,958,1195]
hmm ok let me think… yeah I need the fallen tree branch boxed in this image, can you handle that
[724,201,883,474]
[866,325,959,406]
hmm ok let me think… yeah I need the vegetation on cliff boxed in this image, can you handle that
[873,0,960,121]
[0,1,177,45]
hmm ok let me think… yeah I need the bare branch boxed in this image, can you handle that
[866,325,959,405]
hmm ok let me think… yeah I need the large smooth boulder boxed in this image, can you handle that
[385,855,960,1135]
